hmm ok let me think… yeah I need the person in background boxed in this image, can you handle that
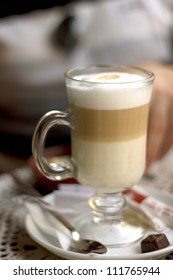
[0,0,173,171]
[139,62,173,170]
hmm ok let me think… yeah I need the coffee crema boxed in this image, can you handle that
[91,73,120,80]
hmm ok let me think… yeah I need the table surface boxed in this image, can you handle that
[1,151,173,260]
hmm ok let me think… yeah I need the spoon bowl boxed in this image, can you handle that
[70,238,107,254]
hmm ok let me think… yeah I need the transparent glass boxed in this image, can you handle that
[32,66,154,247]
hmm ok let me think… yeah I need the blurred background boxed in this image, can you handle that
[0,1,74,172]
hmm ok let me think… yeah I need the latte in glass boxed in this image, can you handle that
[66,71,152,192]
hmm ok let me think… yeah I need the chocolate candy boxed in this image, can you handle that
[141,233,170,253]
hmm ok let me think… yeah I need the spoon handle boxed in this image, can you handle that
[11,170,76,233]
[22,195,76,233]
[39,201,76,232]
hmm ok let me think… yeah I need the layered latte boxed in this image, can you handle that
[66,71,153,192]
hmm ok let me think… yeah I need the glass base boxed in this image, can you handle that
[73,192,148,247]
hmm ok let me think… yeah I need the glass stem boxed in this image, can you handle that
[88,192,126,223]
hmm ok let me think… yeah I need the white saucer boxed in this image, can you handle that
[25,190,173,260]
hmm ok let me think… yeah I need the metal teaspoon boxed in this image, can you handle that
[17,194,107,255]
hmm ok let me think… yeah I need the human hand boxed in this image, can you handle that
[138,62,173,170]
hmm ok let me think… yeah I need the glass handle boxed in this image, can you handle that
[32,110,73,181]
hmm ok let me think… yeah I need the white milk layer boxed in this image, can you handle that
[72,135,146,192]
[67,72,152,109]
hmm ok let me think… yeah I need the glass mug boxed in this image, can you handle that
[32,66,154,246]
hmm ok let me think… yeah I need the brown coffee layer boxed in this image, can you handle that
[71,104,150,142]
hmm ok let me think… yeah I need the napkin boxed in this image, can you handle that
[25,202,72,250]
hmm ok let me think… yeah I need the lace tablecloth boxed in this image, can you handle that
[1,149,173,260]
[0,169,62,260]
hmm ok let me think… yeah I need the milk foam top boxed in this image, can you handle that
[66,71,153,110]
[75,72,143,83]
